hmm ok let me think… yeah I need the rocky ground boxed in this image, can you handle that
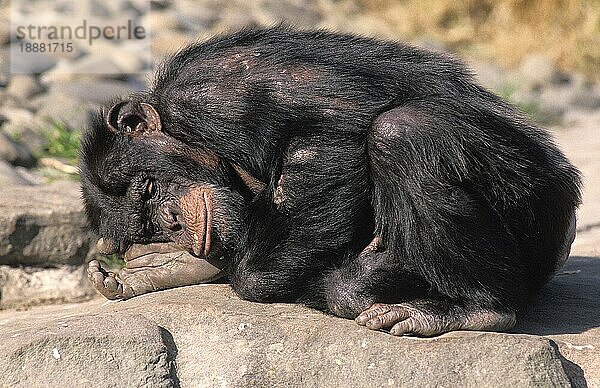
[0,0,599,387]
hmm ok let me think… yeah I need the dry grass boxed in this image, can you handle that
[357,0,600,80]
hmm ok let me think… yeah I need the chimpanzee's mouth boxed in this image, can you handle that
[195,190,212,257]
[176,186,215,258]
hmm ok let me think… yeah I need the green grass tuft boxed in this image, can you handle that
[40,121,81,162]
[97,254,126,270]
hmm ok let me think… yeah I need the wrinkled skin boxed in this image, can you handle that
[88,242,225,300]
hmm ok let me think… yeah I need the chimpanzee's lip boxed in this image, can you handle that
[203,190,213,257]
[190,190,213,257]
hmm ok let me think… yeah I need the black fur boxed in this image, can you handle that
[80,26,581,320]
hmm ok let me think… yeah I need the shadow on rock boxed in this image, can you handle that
[515,256,600,336]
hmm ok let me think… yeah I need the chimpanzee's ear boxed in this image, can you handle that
[105,101,127,133]
[140,103,162,132]
[105,101,162,135]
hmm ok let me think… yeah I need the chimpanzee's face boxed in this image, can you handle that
[79,100,251,258]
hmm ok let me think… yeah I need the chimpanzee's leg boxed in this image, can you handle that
[325,236,518,336]
[324,236,430,318]
[343,102,529,336]
[351,101,578,336]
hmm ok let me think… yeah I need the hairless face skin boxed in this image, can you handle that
[80,26,580,337]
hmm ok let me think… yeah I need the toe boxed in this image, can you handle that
[390,318,420,336]
[365,308,411,330]
[355,303,390,325]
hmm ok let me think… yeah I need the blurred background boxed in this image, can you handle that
[0,0,599,309]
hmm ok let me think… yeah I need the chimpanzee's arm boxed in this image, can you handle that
[228,134,374,303]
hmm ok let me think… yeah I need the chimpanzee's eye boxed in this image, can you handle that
[142,178,157,201]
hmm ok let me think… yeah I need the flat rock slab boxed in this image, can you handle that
[0,181,93,266]
[516,256,600,388]
[3,254,599,388]
[1,312,175,387]
[0,264,96,309]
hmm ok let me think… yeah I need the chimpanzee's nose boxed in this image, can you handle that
[159,203,184,233]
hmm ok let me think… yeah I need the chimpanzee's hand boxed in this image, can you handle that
[87,242,226,300]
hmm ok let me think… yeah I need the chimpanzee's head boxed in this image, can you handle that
[79,98,262,258]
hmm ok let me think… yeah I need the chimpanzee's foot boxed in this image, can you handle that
[87,243,226,300]
[355,300,515,336]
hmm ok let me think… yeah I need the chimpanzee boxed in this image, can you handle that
[80,26,581,336]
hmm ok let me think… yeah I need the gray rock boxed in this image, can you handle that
[88,0,112,17]
[469,59,509,92]
[9,48,58,74]
[41,57,125,83]
[32,92,95,130]
[47,79,136,104]
[0,181,94,267]
[151,32,193,59]
[516,256,600,388]
[519,54,557,90]
[2,254,600,386]
[0,285,577,387]
[5,74,45,101]
[0,132,36,167]
[102,41,151,74]
[0,160,32,186]
[13,166,46,185]
[0,313,176,387]
[0,106,37,127]
[141,8,185,32]
[0,264,96,309]
[0,48,10,87]
[1,121,46,156]
[536,88,570,123]
[569,86,600,110]
[0,7,8,46]
[255,0,323,27]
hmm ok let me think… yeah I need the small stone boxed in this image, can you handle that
[519,54,557,90]
[1,121,46,155]
[46,78,137,104]
[14,166,46,185]
[0,8,9,45]
[41,56,125,83]
[6,74,45,101]
[10,48,58,74]
[87,41,151,74]
[469,60,507,92]
[0,48,9,87]
[0,106,35,125]
[151,32,192,58]
[32,93,95,130]
[0,132,36,167]
[0,159,32,186]
[569,86,600,110]
[141,9,184,32]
